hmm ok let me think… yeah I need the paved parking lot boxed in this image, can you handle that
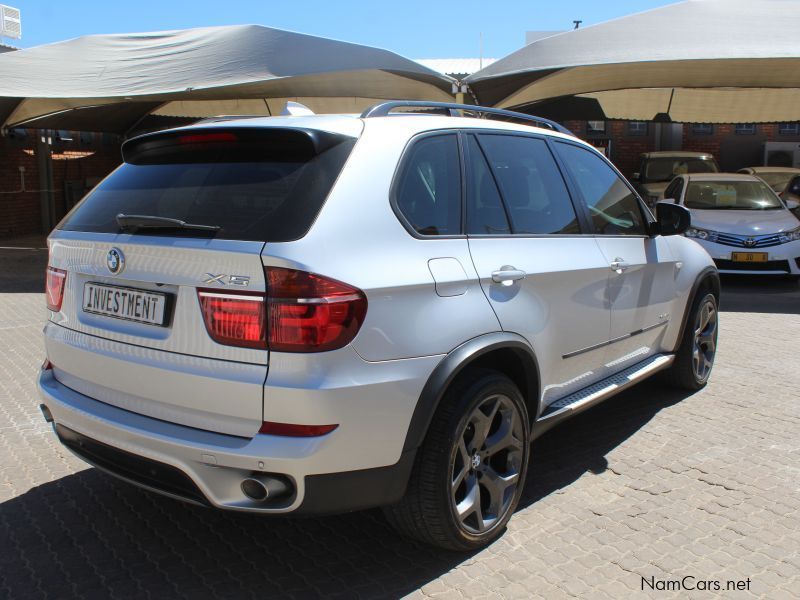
[1,244,798,599]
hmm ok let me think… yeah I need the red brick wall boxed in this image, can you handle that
[0,131,122,238]
[565,120,800,178]
[0,137,41,236]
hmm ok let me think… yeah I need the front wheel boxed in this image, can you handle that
[663,292,719,390]
[383,369,530,551]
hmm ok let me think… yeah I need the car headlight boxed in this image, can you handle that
[684,227,718,242]
[778,228,800,243]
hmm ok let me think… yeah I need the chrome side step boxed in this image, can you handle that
[537,354,674,426]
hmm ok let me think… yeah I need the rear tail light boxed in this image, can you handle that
[197,291,266,348]
[45,266,67,312]
[266,267,367,353]
[196,268,367,352]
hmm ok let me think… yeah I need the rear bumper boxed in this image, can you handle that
[38,369,417,514]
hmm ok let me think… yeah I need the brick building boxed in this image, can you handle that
[565,119,800,179]
[0,129,122,238]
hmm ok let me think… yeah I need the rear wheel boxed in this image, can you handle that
[384,369,530,551]
[663,292,718,390]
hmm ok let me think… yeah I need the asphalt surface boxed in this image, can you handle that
[1,243,798,599]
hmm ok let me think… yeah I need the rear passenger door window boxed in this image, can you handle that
[554,142,647,236]
[465,135,511,235]
[476,134,580,235]
[394,134,462,236]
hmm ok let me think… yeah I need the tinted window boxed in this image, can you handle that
[477,135,579,235]
[555,142,647,236]
[465,136,510,235]
[59,136,355,242]
[395,134,461,236]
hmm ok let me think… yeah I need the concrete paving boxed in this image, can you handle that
[1,244,798,599]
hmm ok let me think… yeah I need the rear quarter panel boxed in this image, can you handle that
[259,119,501,362]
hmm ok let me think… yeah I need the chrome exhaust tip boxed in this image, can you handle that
[241,474,290,502]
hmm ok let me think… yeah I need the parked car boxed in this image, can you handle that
[38,101,720,551]
[737,166,800,194]
[633,151,720,207]
[780,174,800,218]
[662,173,800,279]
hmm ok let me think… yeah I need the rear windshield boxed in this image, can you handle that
[684,180,783,210]
[643,157,719,183]
[59,131,355,242]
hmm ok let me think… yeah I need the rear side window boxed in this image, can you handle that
[555,142,647,236]
[394,134,462,236]
[465,135,510,235]
[58,129,356,242]
[477,134,580,235]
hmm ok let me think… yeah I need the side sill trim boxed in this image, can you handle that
[534,353,674,438]
[562,320,669,359]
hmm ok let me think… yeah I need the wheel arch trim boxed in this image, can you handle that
[672,266,720,353]
[402,332,541,453]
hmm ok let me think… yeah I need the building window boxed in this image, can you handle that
[735,124,757,135]
[778,123,800,135]
[586,120,606,134]
[627,122,648,136]
[691,124,714,136]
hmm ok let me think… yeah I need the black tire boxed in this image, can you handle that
[662,292,718,390]
[383,369,530,551]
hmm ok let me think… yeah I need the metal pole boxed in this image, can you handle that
[36,132,55,234]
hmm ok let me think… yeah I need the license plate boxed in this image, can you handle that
[731,252,768,263]
[83,283,169,326]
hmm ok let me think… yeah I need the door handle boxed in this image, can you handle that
[609,258,630,274]
[491,266,526,285]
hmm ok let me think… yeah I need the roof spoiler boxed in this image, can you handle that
[121,126,351,165]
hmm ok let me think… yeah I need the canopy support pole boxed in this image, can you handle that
[36,133,55,234]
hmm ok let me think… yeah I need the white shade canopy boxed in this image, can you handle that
[0,24,454,133]
[465,0,800,123]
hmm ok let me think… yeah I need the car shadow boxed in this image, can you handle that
[520,379,690,509]
[718,274,800,315]
[1,380,693,599]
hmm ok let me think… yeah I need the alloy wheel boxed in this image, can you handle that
[449,393,524,535]
[692,298,718,382]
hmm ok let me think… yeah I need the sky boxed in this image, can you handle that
[4,0,681,59]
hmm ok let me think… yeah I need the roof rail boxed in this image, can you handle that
[360,101,574,136]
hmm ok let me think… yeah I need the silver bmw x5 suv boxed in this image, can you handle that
[38,101,720,550]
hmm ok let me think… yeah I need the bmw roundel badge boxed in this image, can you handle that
[106,248,125,275]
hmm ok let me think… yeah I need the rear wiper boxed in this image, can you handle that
[116,214,221,233]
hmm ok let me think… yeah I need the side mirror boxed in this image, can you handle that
[786,199,800,210]
[655,202,691,236]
